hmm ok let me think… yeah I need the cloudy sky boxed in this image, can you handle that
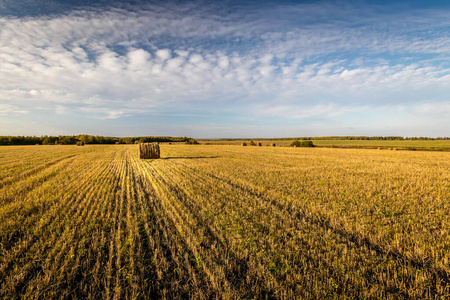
[1,0,449,138]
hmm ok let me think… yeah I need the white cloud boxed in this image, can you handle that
[189,54,203,64]
[0,1,449,135]
[259,54,273,65]
[78,106,141,120]
[155,49,171,61]
[127,49,151,68]
[410,102,450,117]
[0,104,28,116]
[257,104,367,119]
[174,50,189,57]
[218,56,229,69]
[165,56,186,72]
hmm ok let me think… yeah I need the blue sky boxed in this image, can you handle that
[1,0,449,138]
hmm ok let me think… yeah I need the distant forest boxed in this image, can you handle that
[0,135,192,146]
[1,135,450,146]
[216,136,450,141]
[291,136,450,141]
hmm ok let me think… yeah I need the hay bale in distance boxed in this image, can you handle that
[139,142,160,159]
[76,141,84,146]
[291,140,314,147]
[257,142,262,146]
[115,141,120,145]
[271,143,276,147]
[242,142,247,146]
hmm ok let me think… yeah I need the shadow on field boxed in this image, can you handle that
[162,156,220,160]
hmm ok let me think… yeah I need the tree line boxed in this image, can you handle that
[0,135,193,146]
[300,136,450,141]
[262,136,450,141]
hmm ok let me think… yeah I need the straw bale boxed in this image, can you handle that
[139,142,160,159]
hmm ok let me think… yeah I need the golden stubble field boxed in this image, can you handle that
[0,144,449,299]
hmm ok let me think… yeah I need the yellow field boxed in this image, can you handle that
[200,138,450,150]
[1,144,449,299]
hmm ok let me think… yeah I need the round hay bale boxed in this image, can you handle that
[242,142,247,146]
[139,142,160,159]
[271,143,276,147]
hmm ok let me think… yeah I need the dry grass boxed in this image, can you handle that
[1,144,449,299]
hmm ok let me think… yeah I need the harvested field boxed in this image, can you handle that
[1,144,450,299]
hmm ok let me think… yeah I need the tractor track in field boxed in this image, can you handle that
[0,150,120,296]
[136,158,258,298]
[0,153,80,190]
[169,159,450,293]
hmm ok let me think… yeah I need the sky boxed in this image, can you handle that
[1,0,450,138]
